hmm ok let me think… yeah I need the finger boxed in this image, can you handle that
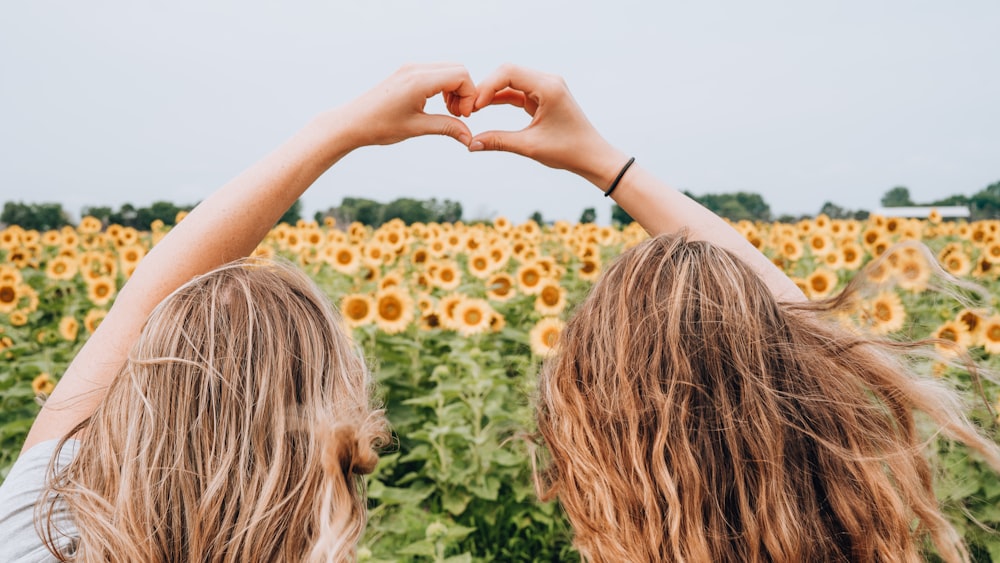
[415,113,473,146]
[473,64,551,111]
[417,67,477,117]
[468,129,530,156]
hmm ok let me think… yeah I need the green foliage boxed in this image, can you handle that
[684,191,772,222]
[278,198,303,225]
[528,211,544,225]
[578,207,596,224]
[611,204,633,226]
[881,186,915,207]
[1,202,71,231]
[319,197,464,227]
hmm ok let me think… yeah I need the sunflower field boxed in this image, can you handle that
[2,212,1000,561]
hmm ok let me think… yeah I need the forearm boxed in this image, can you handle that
[595,157,806,303]
[23,110,357,451]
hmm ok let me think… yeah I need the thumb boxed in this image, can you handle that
[468,130,528,156]
[414,114,472,146]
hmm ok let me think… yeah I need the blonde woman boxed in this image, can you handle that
[0,63,479,562]
[468,64,1000,562]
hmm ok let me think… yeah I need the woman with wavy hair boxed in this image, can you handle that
[467,64,1000,562]
[0,63,480,562]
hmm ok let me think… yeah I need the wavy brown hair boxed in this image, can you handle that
[39,259,387,562]
[537,233,1000,562]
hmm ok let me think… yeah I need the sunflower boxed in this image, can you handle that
[808,234,833,257]
[486,273,516,302]
[32,372,56,395]
[87,277,117,306]
[821,251,842,270]
[534,281,567,316]
[9,310,28,327]
[326,244,361,275]
[453,298,493,337]
[516,262,546,294]
[530,317,566,356]
[0,265,22,285]
[84,309,108,333]
[437,293,466,330]
[489,311,506,333]
[41,230,62,247]
[374,288,414,334]
[54,316,79,343]
[777,237,804,261]
[578,257,601,282]
[956,309,984,340]
[834,242,862,271]
[466,250,494,279]
[982,241,1000,264]
[493,216,512,232]
[432,260,462,291]
[805,268,838,299]
[864,291,906,334]
[379,271,404,291]
[78,216,103,234]
[980,315,1000,354]
[941,250,971,277]
[895,256,931,293]
[932,320,972,357]
[0,281,19,313]
[340,294,376,328]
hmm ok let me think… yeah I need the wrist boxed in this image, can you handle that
[306,108,363,163]
[574,142,630,191]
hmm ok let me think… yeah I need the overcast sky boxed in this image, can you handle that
[1,1,998,224]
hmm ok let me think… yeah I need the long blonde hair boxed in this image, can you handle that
[40,259,387,562]
[537,234,1000,562]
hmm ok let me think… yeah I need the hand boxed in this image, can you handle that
[334,63,477,149]
[468,64,629,190]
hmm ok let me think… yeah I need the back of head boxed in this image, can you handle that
[537,233,998,562]
[42,259,386,562]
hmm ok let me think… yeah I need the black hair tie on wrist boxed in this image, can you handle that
[604,157,635,198]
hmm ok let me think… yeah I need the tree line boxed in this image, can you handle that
[3,180,998,231]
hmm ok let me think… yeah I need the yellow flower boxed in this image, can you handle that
[530,317,565,356]
[340,294,376,328]
[777,237,804,262]
[516,263,547,295]
[84,309,108,333]
[805,268,837,299]
[0,281,18,313]
[87,277,117,306]
[9,310,28,326]
[941,250,971,277]
[432,260,462,291]
[486,273,516,302]
[59,316,79,342]
[32,372,56,395]
[436,293,466,330]
[374,288,414,334]
[453,298,493,337]
[980,315,1000,354]
[578,257,601,282]
[839,242,865,271]
[933,320,972,357]
[45,256,78,281]
[808,234,833,256]
[466,250,494,279]
[326,244,361,275]
[78,216,103,234]
[894,255,931,293]
[534,281,567,316]
[864,291,906,335]
[983,241,1000,264]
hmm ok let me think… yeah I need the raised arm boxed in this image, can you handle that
[22,63,478,453]
[466,64,805,302]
